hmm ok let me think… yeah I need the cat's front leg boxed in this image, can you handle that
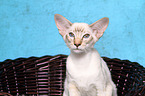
[105,83,117,96]
[97,89,105,96]
[97,84,106,96]
[98,83,117,96]
[68,82,80,96]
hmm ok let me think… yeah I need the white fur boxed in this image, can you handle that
[63,49,117,96]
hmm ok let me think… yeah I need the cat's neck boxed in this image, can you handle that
[70,51,87,58]
[68,48,101,67]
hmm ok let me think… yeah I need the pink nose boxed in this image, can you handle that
[74,38,82,47]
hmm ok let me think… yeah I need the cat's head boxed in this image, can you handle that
[54,14,109,53]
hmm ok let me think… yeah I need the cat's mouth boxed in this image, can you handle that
[74,47,81,50]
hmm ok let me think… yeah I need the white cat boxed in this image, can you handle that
[54,14,117,96]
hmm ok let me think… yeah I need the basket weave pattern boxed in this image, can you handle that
[0,55,145,96]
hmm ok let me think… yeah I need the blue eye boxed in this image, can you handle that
[83,34,90,38]
[69,32,74,37]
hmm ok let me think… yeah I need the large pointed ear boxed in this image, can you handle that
[54,14,72,36]
[89,17,109,39]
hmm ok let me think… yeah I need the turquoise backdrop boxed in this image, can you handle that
[0,0,145,67]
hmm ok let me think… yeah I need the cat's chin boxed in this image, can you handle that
[71,49,84,53]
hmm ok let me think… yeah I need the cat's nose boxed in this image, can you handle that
[74,38,82,47]
[74,43,81,47]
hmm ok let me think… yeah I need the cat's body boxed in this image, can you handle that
[54,14,117,96]
[64,48,117,96]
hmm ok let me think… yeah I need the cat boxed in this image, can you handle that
[54,14,117,96]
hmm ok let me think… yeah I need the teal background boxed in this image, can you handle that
[0,0,145,67]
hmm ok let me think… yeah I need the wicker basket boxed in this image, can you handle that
[0,55,144,96]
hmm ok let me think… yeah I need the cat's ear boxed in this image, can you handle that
[54,14,72,36]
[89,17,109,39]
